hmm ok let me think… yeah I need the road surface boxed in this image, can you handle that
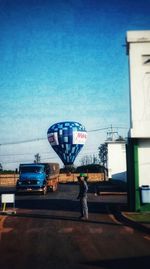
[0,183,150,269]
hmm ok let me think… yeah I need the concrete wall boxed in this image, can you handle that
[59,173,105,182]
[0,173,105,186]
[0,174,18,186]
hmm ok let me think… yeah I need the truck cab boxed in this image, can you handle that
[16,163,59,194]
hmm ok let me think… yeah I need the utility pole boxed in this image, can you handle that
[34,153,41,163]
[107,125,118,141]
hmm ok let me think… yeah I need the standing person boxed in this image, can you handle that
[77,173,88,220]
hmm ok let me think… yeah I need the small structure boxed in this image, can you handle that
[126,30,150,211]
[107,140,127,183]
[1,193,16,214]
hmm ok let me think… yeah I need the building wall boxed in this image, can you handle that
[127,31,150,137]
[126,31,150,211]
[138,139,150,186]
[107,142,127,182]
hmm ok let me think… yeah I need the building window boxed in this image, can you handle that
[142,55,150,65]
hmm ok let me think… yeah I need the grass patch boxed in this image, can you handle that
[125,212,150,223]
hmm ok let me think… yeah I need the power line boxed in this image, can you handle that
[0,149,99,160]
[1,156,57,164]
[0,145,100,158]
[0,151,52,157]
[0,125,128,146]
[0,137,46,146]
[88,127,109,132]
[0,147,100,163]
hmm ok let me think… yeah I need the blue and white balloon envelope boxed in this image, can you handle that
[47,121,87,165]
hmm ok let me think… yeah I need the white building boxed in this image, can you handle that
[107,141,127,182]
[126,31,150,210]
[127,31,150,187]
[127,31,150,138]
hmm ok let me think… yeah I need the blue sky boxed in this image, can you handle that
[0,0,150,169]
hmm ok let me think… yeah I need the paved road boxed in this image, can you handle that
[0,183,150,269]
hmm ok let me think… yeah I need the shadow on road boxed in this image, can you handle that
[81,255,150,269]
[14,197,127,213]
[7,211,122,227]
[113,210,150,235]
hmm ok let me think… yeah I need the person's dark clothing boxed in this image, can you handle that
[77,180,88,199]
[77,180,88,219]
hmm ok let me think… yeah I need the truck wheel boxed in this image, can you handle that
[43,185,47,195]
[52,184,57,192]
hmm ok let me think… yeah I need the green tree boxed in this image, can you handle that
[0,163,3,171]
[98,143,108,167]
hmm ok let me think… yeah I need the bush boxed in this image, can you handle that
[76,164,106,173]
[0,170,16,174]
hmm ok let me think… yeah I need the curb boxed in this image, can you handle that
[0,210,16,215]
[99,192,127,195]
[116,211,150,235]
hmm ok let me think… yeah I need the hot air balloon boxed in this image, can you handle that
[47,121,87,166]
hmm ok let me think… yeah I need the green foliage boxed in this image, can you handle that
[98,143,108,167]
[60,165,76,174]
[76,164,106,173]
[0,163,3,171]
[60,164,106,174]
[0,170,16,174]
